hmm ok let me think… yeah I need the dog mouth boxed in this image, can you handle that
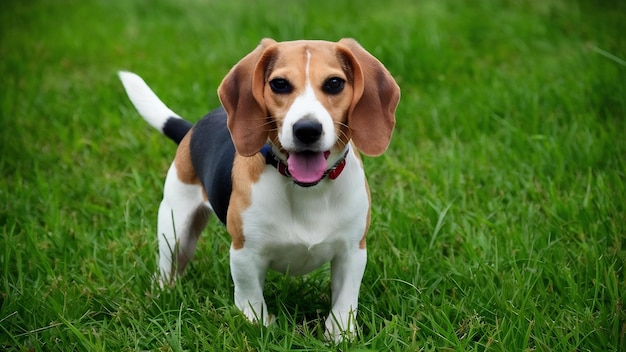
[287,150,331,184]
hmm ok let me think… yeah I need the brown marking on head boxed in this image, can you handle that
[338,38,400,156]
[218,38,399,158]
[259,40,359,154]
[303,43,357,151]
[174,130,200,184]
[218,38,277,157]
[226,153,266,250]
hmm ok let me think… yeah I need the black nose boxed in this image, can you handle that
[293,120,323,145]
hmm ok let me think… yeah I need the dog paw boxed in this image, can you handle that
[324,311,357,343]
[151,272,176,290]
[242,304,275,326]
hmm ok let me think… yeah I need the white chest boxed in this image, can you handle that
[240,156,369,275]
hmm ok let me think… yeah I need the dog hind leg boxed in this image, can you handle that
[157,162,210,285]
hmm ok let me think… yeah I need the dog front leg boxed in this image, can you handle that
[230,247,273,325]
[325,247,367,342]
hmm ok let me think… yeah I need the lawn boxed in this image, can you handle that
[1,0,624,350]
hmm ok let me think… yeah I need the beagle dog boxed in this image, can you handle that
[118,38,400,341]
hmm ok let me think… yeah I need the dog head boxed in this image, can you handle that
[218,38,400,184]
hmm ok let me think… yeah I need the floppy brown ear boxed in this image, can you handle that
[218,38,277,157]
[338,38,400,156]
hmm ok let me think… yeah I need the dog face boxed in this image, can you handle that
[218,39,400,183]
[262,42,354,153]
[260,41,357,183]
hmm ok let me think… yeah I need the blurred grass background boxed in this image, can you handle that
[1,0,624,350]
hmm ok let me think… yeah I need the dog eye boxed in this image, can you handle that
[269,78,293,94]
[322,77,345,94]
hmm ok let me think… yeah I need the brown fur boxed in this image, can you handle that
[226,153,266,249]
[218,39,400,158]
[218,39,277,157]
[173,130,200,185]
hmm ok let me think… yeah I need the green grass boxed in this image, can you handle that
[1,0,625,350]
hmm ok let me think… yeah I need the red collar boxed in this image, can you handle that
[261,145,349,187]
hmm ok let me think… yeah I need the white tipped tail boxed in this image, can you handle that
[118,71,181,131]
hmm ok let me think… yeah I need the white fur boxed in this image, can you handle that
[278,51,338,156]
[279,83,338,155]
[157,163,210,284]
[231,148,368,339]
[118,71,182,131]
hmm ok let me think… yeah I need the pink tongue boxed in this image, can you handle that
[287,151,327,183]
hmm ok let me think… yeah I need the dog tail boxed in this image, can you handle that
[118,71,192,144]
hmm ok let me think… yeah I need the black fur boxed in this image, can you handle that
[163,117,193,144]
[189,107,236,224]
